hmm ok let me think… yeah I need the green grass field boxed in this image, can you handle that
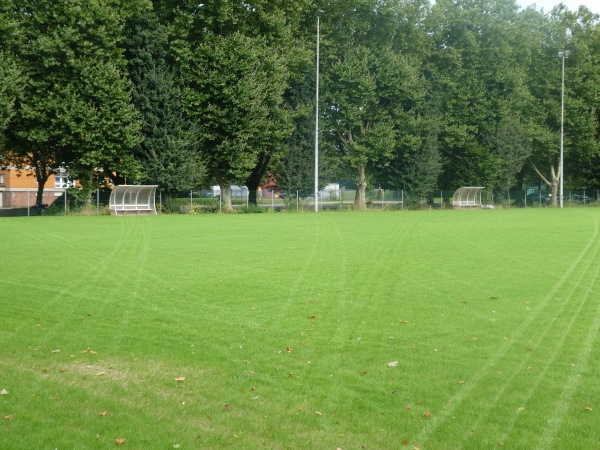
[1,208,599,449]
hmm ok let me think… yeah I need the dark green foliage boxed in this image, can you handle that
[171,1,299,209]
[2,0,144,204]
[124,6,204,194]
[2,0,600,202]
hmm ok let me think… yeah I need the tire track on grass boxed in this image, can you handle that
[316,215,417,423]
[460,214,600,447]
[535,227,600,448]
[112,217,155,347]
[6,218,133,332]
[413,214,600,447]
[267,214,324,327]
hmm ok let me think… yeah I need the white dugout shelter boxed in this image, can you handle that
[452,186,484,209]
[109,185,158,215]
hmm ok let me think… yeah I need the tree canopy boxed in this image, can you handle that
[1,0,599,208]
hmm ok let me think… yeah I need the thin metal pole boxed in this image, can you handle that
[314,11,323,213]
[559,51,568,209]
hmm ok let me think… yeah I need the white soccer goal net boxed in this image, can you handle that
[109,185,158,215]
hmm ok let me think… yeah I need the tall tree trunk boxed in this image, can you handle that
[245,152,271,206]
[550,159,561,207]
[34,155,51,208]
[529,158,560,207]
[216,174,233,211]
[551,176,559,207]
[355,164,367,210]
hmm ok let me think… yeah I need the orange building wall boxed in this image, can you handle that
[0,168,61,208]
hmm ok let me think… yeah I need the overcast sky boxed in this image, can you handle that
[516,0,600,14]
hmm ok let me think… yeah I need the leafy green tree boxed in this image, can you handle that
[381,109,443,205]
[426,0,534,197]
[0,1,22,145]
[0,56,19,144]
[124,6,204,197]
[321,0,425,209]
[526,5,600,201]
[171,1,304,210]
[3,0,144,205]
[180,32,290,210]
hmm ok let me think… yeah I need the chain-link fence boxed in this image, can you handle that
[160,187,600,213]
[7,186,596,216]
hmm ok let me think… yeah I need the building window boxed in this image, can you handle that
[0,174,4,184]
[54,170,74,188]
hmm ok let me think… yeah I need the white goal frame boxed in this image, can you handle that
[452,186,484,209]
[109,185,158,215]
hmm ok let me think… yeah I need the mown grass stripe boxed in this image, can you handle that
[461,215,600,447]
[413,213,600,447]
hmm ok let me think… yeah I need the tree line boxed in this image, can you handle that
[1,0,599,210]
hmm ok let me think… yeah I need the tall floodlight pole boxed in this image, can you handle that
[314,10,324,212]
[558,50,570,209]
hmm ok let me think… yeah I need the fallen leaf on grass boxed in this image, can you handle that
[387,361,399,367]
[307,315,318,319]
[0,389,8,395]
[424,411,432,417]
[3,415,12,420]
[315,411,323,416]
[286,346,291,353]
[115,437,126,445]
[402,440,410,445]
[52,349,60,353]
[175,377,186,382]
[584,407,593,411]
[82,349,97,355]
[99,411,109,416]
[458,380,465,385]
